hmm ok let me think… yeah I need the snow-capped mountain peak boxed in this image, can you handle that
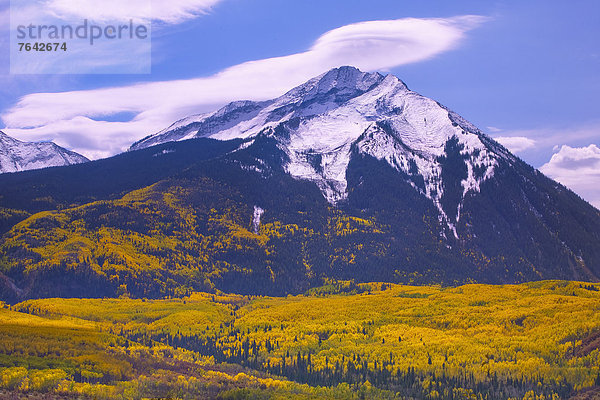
[280,66,389,102]
[129,67,506,237]
[0,131,89,174]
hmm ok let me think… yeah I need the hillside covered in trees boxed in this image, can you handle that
[1,133,599,302]
[1,281,599,399]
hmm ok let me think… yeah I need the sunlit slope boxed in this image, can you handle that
[2,130,600,302]
[0,166,456,301]
[2,281,599,399]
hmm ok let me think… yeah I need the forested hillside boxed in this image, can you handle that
[1,281,599,399]
[1,133,599,302]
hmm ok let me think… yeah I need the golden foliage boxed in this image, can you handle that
[0,281,598,398]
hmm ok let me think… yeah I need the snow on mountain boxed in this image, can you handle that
[0,131,89,174]
[130,67,508,236]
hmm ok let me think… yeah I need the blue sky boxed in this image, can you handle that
[0,0,599,206]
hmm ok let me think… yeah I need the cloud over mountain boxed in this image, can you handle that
[2,16,486,159]
[540,144,600,209]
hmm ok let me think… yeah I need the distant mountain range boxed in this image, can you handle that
[0,66,598,302]
[0,131,88,174]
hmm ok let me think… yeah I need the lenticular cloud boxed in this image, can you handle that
[46,0,223,24]
[2,16,487,159]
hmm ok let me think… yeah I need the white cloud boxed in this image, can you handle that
[540,144,600,209]
[494,136,536,153]
[46,0,224,24]
[2,16,487,159]
[4,0,223,73]
[492,122,600,149]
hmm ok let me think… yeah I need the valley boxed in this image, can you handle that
[1,281,599,399]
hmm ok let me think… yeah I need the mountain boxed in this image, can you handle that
[129,66,589,236]
[0,131,89,174]
[1,66,599,302]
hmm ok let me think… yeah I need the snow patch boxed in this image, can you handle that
[153,149,175,157]
[252,206,265,234]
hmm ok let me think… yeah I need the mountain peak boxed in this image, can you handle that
[0,130,89,174]
[278,66,386,106]
[315,66,383,90]
[128,67,506,233]
[314,66,409,92]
